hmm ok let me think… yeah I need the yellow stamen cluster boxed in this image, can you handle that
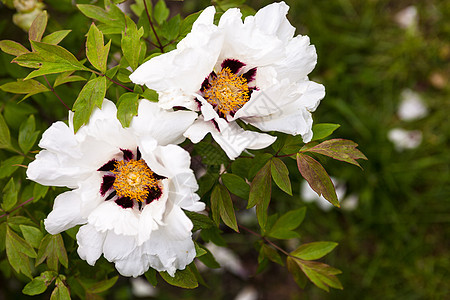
[204,67,250,116]
[112,159,158,203]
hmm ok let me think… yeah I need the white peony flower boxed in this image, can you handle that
[27,99,205,277]
[394,6,418,30]
[398,89,428,121]
[388,128,422,151]
[130,2,325,159]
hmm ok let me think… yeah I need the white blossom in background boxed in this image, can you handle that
[395,6,418,31]
[398,89,428,121]
[301,178,358,211]
[197,242,247,278]
[388,128,422,151]
[27,99,205,277]
[235,286,258,300]
[130,277,158,298]
[130,2,324,159]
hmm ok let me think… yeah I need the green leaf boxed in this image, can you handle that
[211,185,239,232]
[117,92,139,128]
[142,88,158,101]
[153,0,169,25]
[86,23,110,74]
[14,41,88,79]
[267,207,306,240]
[248,161,271,208]
[5,226,37,278]
[72,76,107,132]
[144,268,158,286]
[86,276,118,293]
[194,242,207,257]
[179,12,200,38]
[51,277,71,300]
[184,210,214,232]
[305,139,368,168]
[20,225,43,249]
[54,71,86,87]
[161,14,180,41]
[311,123,341,141]
[0,156,24,178]
[160,265,198,289]
[33,183,49,201]
[22,271,57,295]
[2,178,18,211]
[22,277,48,295]
[296,153,339,207]
[195,139,229,166]
[196,245,220,269]
[0,79,50,100]
[77,4,126,35]
[29,10,48,42]
[36,234,69,270]
[297,260,343,291]
[41,30,72,45]
[19,115,39,153]
[259,244,284,266]
[0,40,30,56]
[270,157,292,195]
[291,242,338,261]
[121,16,144,71]
[221,173,250,199]
[286,257,307,288]
[0,112,11,149]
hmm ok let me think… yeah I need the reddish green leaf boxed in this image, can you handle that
[121,15,144,71]
[0,79,50,97]
[270,157,292,195]
[5,225,36,278]
[305,138,367,168]
[86,23,110,74]
[291,242,338,260]
[36,234,68,271]
[72,76,107,132]
[50,277,71,300]
[248,161,271,208]
[298,260,343,291]
[29,10,48,42]
[286,257,307,288]
[0,40,30,56]
[259,244,284,266]
[296,153,339,207]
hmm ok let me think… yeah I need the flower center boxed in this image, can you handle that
[204,67,250,116]
[112,159,159,203]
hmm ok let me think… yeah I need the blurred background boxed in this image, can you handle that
[1,0,449,299]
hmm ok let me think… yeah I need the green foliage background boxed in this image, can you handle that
[0,0,449,299]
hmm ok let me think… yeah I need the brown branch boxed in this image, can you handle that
[89,70,134,92]
[143,0,164,53]
[238,224,291,257]
[0,197,34,219]
[43,75,70,110]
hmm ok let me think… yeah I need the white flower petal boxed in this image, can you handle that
[44,190,85,234]
[77,224,106,266]
[88,201,140,236]
[273,35,318,81]
[131,100,197,146]
[114,247,148,277]
[252,1,295,43]
[103,231,137,261]
[130,7,222,102]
